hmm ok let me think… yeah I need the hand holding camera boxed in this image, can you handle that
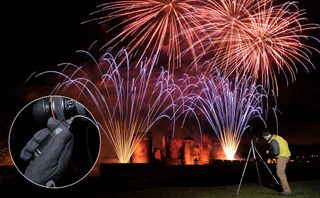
[19,97,87,187]
[9,96,101,188]
[20,117,74,186]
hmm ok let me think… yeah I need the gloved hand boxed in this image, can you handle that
[20,117,74,186]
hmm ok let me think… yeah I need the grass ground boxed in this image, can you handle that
[1,165,319,198]
[103,180,320,198]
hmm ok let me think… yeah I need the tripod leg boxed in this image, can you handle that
[254,148,280,185]
[252,148,262,186]
[236,147,252,195]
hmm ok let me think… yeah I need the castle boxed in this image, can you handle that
[130,133,224,165]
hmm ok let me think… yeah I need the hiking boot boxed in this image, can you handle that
[279,191,291,196]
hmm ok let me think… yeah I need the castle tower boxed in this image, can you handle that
[130,132,152,163]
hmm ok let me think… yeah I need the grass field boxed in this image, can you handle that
[1,165,319,198]
[103,180,320,198]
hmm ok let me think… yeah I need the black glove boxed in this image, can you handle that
[20,117,74,186]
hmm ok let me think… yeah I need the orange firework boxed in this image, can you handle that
[85,0,204,72]
[233,2,319,92]
[189,0,271,70]
[192,0,319,92]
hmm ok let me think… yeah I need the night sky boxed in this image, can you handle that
[1,0,320,150]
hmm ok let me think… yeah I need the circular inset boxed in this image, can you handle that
[9,95,101,188]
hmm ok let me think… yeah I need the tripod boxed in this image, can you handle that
[236,137,279,195]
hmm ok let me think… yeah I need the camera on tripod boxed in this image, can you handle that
[236,135,279,195]
[251,135,259,143]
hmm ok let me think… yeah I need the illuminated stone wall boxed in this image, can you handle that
[130,133,152,163]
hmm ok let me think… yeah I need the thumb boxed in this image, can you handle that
[20,128,51,161]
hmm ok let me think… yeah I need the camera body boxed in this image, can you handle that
[250,135,259,147]
[252,136,259,142]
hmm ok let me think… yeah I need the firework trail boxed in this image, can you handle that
[189,72,268,160]
[84,0,205,72]
[168,74,205,138]
[37,51,177,163]
[190,0,319,92]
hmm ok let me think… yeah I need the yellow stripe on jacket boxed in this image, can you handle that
[269,135,291,157]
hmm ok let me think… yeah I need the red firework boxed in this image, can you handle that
[191,0,319,92]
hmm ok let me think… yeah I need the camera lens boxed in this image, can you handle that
[52,97,66,120]
[32,96,88,124]
[32,98,51,125]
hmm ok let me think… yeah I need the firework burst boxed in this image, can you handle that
[84,0,204,72]
[190,72,268,160]
[190,0,319,92]
[188,0,270,69]
[37,51,177,163]
[235,2,319,91]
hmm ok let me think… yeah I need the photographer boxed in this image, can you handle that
[263,131,291,196]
